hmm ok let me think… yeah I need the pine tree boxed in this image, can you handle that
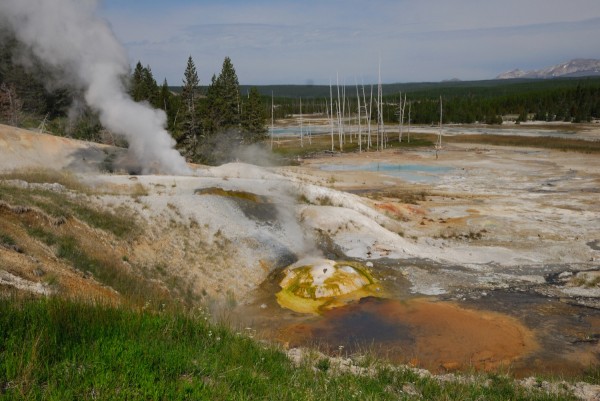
[158,78,178,131]
[216,57,240,128]
[181,56,199,115]
[241,87,267,143]
[177,56,202,160]
[204,57,240,134]
[130,61,159,107]
[130,61,145,102]
[142,65,159,107]
[203,74,220,134]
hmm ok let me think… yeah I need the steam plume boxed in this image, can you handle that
[0,0,190,175]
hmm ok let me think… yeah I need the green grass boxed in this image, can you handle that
[26,227,59,246]
[26,227,173,307]
[0,175,193,307]
[0,181,138,239]
[441,133,600,153]
[0,298,578,400]
[271,131,600,160]
[367,189,430,205]
[0,233,16,247]
[0,168,91,193]
[270,133,435,160]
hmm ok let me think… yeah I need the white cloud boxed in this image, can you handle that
[101,0,600,84]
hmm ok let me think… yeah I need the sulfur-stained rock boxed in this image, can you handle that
[276,257,381,314]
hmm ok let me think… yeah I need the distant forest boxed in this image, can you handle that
[2,31,600,154]
[231,78,600,124]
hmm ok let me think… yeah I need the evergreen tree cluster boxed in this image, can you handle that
[263,79,600,125]
[175,56,268,164]
[111,56,268,164]
[0,36,71,122]
[0,41,268,164]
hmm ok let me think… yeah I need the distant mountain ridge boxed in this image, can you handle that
[497,59,600,79]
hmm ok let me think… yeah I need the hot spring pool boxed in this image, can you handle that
[319,162,453,183]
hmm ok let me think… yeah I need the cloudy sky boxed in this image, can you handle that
[100,0,600,85]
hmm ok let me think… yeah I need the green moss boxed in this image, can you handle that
[0,233,16,247]
[283,266,314,298]
[335,261,376,285]
[277,261,380,314]
[195,187,267,203]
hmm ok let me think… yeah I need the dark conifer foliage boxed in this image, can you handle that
[0,35,71,123]
[129,61,159,108]
[176,55,202,160]
[241,87,267,143]
[204,57,241,134]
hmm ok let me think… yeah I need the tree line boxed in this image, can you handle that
[0,36,267,164]
[247,78,600,124]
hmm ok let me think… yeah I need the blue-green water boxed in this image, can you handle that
[320,163,453,183]
[270,127,326,136]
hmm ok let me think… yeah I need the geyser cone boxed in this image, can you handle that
[276,257,381,314]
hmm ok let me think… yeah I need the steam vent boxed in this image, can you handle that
[276,258,380,314]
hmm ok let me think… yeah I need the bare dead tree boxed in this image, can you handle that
[329,81,334,152]
[336,73,343,151]
[363,85,373,149]
[436,95,443,159]
[356,82,362,153]
[398,92,407,143]
[299,97,303,148]
[38,113,50,134]
[407,100,412,143]
[347,96,352,144]
[0,83,22,127]
[377,61,384,150]
[270,91,274,150]
[341,81,347,145]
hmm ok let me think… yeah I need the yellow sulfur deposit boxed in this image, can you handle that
[276,258,381,314]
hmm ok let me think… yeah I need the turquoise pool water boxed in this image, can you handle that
[319,162,453,183]
[270,127,328,136]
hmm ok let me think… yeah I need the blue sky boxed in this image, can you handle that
[100,0,600,85]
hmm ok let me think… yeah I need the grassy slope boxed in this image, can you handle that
[0,169,189,308]
[0,298,578,401]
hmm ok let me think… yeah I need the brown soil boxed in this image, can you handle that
[0,203,122,303]
[281,297,537,373]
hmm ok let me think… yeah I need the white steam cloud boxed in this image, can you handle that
[0,0,190,175]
